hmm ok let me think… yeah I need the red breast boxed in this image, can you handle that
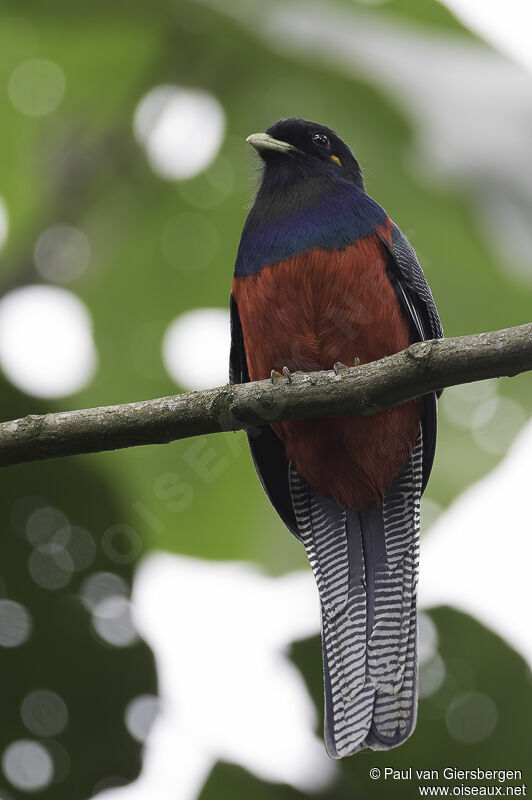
[232,232,422,510]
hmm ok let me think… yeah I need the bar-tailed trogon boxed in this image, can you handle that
[229,117,442,758]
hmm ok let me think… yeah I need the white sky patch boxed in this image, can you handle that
[162,308,230,390]
[0,196,8,250]
[0,285,97,399]
[440,0,532,76]
[91,555,336,800]
[133,87,225,181]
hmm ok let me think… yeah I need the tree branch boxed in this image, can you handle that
[1,323,531,468]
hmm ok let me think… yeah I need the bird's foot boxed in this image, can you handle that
[333,357,360,375]
[271,367,293,384]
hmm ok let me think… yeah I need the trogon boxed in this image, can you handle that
[229,118,442,758]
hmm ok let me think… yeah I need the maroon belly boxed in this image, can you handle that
[232,235,422,510]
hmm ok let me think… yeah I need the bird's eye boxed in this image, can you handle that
[311,132,330,149]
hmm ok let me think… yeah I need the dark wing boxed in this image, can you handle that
[229,294,299,537]
[385,224,443,341]
[380,223,443,493]
[229,293,249,385]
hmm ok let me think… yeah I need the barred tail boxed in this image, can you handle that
[289,433,423,757]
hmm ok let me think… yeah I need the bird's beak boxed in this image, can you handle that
[246,132,298,155]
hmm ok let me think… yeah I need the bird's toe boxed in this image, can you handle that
[282,366,293,383]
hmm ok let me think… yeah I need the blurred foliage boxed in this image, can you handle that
[0,0,531,798]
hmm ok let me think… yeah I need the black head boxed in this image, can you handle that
[247,117,365,190]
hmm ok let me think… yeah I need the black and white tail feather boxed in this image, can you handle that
[289,432,423,757]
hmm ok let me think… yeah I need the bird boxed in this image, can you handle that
[229,117,442,758]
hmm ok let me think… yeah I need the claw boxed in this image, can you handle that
[354,356,361,366]
[282,366,292,383]
[271,369,282,383]
[333,362,347,375]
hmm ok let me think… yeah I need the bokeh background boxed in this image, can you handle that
[0,0,531,798]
